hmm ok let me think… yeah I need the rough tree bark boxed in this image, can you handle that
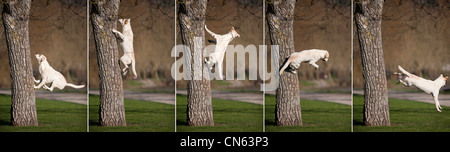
[2,0,37,126]
[267,0,302,126]
[90,0,126,126]
[355,0,390,126]
[178,0,214,126]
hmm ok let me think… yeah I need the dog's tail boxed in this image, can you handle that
[398,65,412,77]
[279,57,293,75]
[131,59,137,79]
[66,83,85,89]
[205,25,217,38]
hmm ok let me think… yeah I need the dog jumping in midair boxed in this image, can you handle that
[112,18,137,79]
[204,25,240,80]
[279,49,329,75]
[33,54,85,91]
[395,65,448,112]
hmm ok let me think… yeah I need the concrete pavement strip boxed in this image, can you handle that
[265,91,351,105]
[89,90,175,105]
[353,90,450,107]
[178,90,351,105]
[0,90,87,105]
[1,89,352,106]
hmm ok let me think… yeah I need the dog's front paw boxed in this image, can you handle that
[34,86,39,89]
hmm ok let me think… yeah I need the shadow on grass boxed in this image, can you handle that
[265,120,276,126]
[176,120,187,126]
[353,120,364,126]
[0,119,10,126]
[89,120,99,126]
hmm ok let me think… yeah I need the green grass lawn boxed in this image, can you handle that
[0,94,86,132]
[89,95,174,132]
[265,95,351,132]
[176,94,263,132]
[353,95,450,132]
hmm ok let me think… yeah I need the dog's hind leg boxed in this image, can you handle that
[46,85,55,92]
[120,56,131,76]
[43,82,55,92]
[34,79,47,89]
[122,66,129,76]
[43,84,51,91]
[120,61,129,76]
[398,79,409,87]
[122,69,128,76]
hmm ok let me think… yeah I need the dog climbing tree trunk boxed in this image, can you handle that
[91,0,126,126]
[2,0,37,126]
[178,0,214,126]
[355,0,390,126]
[267,0,302,126]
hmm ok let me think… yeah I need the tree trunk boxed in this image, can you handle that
[355,0,390,126]
[178,0,213,126]
[267,0,302,126]
[2,0,37,126]
[90,0,126,126]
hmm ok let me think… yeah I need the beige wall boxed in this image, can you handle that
[89,0,174,88]
[353,0,450,88]
[0,0,87,88]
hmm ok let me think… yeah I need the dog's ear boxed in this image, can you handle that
[125,19,129,25]
[41,56,46,62]
[231,26,235,31]
[445,76,448,81]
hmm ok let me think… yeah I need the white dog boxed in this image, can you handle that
[395,65,448,112]
[204,25,240,80]
[34,54,85,91]
[112,18,137,79]
[279,49,329,75]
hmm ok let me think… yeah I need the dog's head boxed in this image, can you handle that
[393,72,403,79]
[204,55,216,70]
[230,26,240,38]
[35,54,47,64]
[323,50,329,62]
[118,18,131,27]
[443,75,448,86]
[437,74,448,87]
